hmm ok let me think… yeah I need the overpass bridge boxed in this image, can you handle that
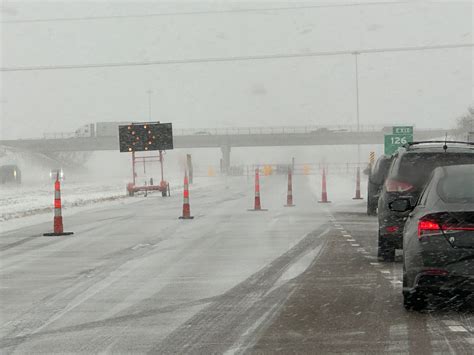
[0,125,452,169]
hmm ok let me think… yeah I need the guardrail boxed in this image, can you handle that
[173,125,394,136]
[193,162,371,177]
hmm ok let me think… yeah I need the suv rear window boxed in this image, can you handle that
[396,152,474,186]
[438,170,474,203]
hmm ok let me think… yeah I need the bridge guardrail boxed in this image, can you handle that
[173,125,390,136]
[10,125,450,141]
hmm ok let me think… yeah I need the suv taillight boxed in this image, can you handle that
[418,220,441,238]
[418,219,474,239]
[385,179,414,192]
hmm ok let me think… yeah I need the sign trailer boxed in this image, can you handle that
[119,122,174,196]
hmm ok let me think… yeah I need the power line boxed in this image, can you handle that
[1,43,472,72]
[0,1,410,24]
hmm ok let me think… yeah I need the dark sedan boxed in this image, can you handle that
[390,164,474,310]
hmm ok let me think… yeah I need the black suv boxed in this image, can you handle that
[377,141,474,261]
[367,155,393,216]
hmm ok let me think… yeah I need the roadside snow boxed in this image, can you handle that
[0,177,217,233]
[0,181,129,222]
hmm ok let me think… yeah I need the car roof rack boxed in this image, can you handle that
[403,141,474,149]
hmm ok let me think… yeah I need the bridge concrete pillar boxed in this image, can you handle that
[220,145,231,173]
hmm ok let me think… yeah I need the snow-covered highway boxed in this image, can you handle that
[1,175,473,354]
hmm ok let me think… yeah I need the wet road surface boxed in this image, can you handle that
[1,175,473,354]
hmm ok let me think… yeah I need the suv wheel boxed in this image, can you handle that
[377,232,395,261]
[367,200,377,216]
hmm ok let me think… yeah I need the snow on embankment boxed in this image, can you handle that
[0,181,129,222]
[0,147,131,222]
[0,176,218,233]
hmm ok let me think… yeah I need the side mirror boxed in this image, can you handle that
[389,198,413,213]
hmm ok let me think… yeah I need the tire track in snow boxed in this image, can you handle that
[149,225,330,354]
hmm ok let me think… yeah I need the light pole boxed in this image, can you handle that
[353,52,361,164]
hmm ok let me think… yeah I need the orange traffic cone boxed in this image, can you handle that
[353,167,363,200]
[249,168,267,211]
[179,171,194,219]
[285,167,295,207]
[318,168,331,203]
[44,175,74,236]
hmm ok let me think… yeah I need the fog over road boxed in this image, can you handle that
[1,175,473,353]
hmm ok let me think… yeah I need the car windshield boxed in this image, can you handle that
[398,152,474,186]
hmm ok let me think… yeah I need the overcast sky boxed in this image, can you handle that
[1,1,473,140]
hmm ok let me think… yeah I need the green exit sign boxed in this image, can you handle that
[393,126,413,135]
[384,134,413,155]
[385,126,414,155]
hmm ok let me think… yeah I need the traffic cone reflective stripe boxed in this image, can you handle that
[353,167,363,200]
[179,171,194,219]
[54,196,61,209]
[44,177,73,236]
[318,168,331,203]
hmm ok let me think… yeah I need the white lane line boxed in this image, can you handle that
[442,320,459,326]
[370,262,380,266]
[448,326,468,332]
[347,239,356,242]
[380,270,391,274]
[342,234,351,237]
[351,243,360,247]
